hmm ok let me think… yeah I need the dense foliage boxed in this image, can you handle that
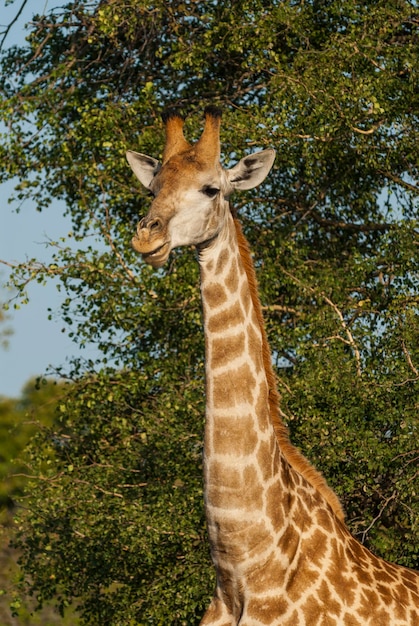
[0,380,80,625]
[0,380,64,514]
[0,0,418,623]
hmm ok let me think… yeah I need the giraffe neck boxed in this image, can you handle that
[199,210,274,445]
[197,211,285,567]
[198,208,343,533]
[199,211,272,431]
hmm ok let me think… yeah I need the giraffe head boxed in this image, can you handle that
[127,107,275,267]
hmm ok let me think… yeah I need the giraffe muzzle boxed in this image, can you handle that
[132,216,171,267]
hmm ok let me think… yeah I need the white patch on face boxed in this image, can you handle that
[168,186,224,248]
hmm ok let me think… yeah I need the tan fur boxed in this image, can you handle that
[161,111,190,163]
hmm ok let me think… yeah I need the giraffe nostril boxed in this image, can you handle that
[149,218,162,232]
[138,216,162,232]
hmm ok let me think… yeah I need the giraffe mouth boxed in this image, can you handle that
[142,241,171,268]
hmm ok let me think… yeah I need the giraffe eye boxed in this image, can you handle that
[201,186,219,198]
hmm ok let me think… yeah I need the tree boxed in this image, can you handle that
[0,0,418,623]
[0,379,65,513]
[0,379,80,625]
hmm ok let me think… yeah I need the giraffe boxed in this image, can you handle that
[126,107,419,625]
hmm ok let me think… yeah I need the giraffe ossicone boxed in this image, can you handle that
[127,107,419,625]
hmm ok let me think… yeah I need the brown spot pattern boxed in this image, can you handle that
[287,562,319,603]
[202,282,228,308]
[256,438,277,482]
[265,483,286,533]
[281,523,301,565]
[306,529,328,569]
[207,462,263,511]
[212,363,256,408]
[207,301,245,333]
[254,380,270,432]
[212,414,258,456]
[246,595,289,624]
[215,248,229,274]
[246,556,287,594]
[225,258,240,293]
[210,332,246,370]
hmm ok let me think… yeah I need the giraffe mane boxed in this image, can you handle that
[233,215,345,521]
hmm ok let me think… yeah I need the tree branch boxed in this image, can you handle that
[0,0,28,51]
[280,267,363,377]
[401,339,419,377]
[309,209,392,233]
[261,304,300,315]
[379,170,419,195]
[359,491,398,544]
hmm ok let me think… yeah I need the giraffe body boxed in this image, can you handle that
[127,108,419,625]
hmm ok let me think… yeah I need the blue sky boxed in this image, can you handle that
[0,1,99,397]
[0,189,88,397]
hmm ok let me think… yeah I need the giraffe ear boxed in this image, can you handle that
[126,150,161,189]
[227,149,276,191]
